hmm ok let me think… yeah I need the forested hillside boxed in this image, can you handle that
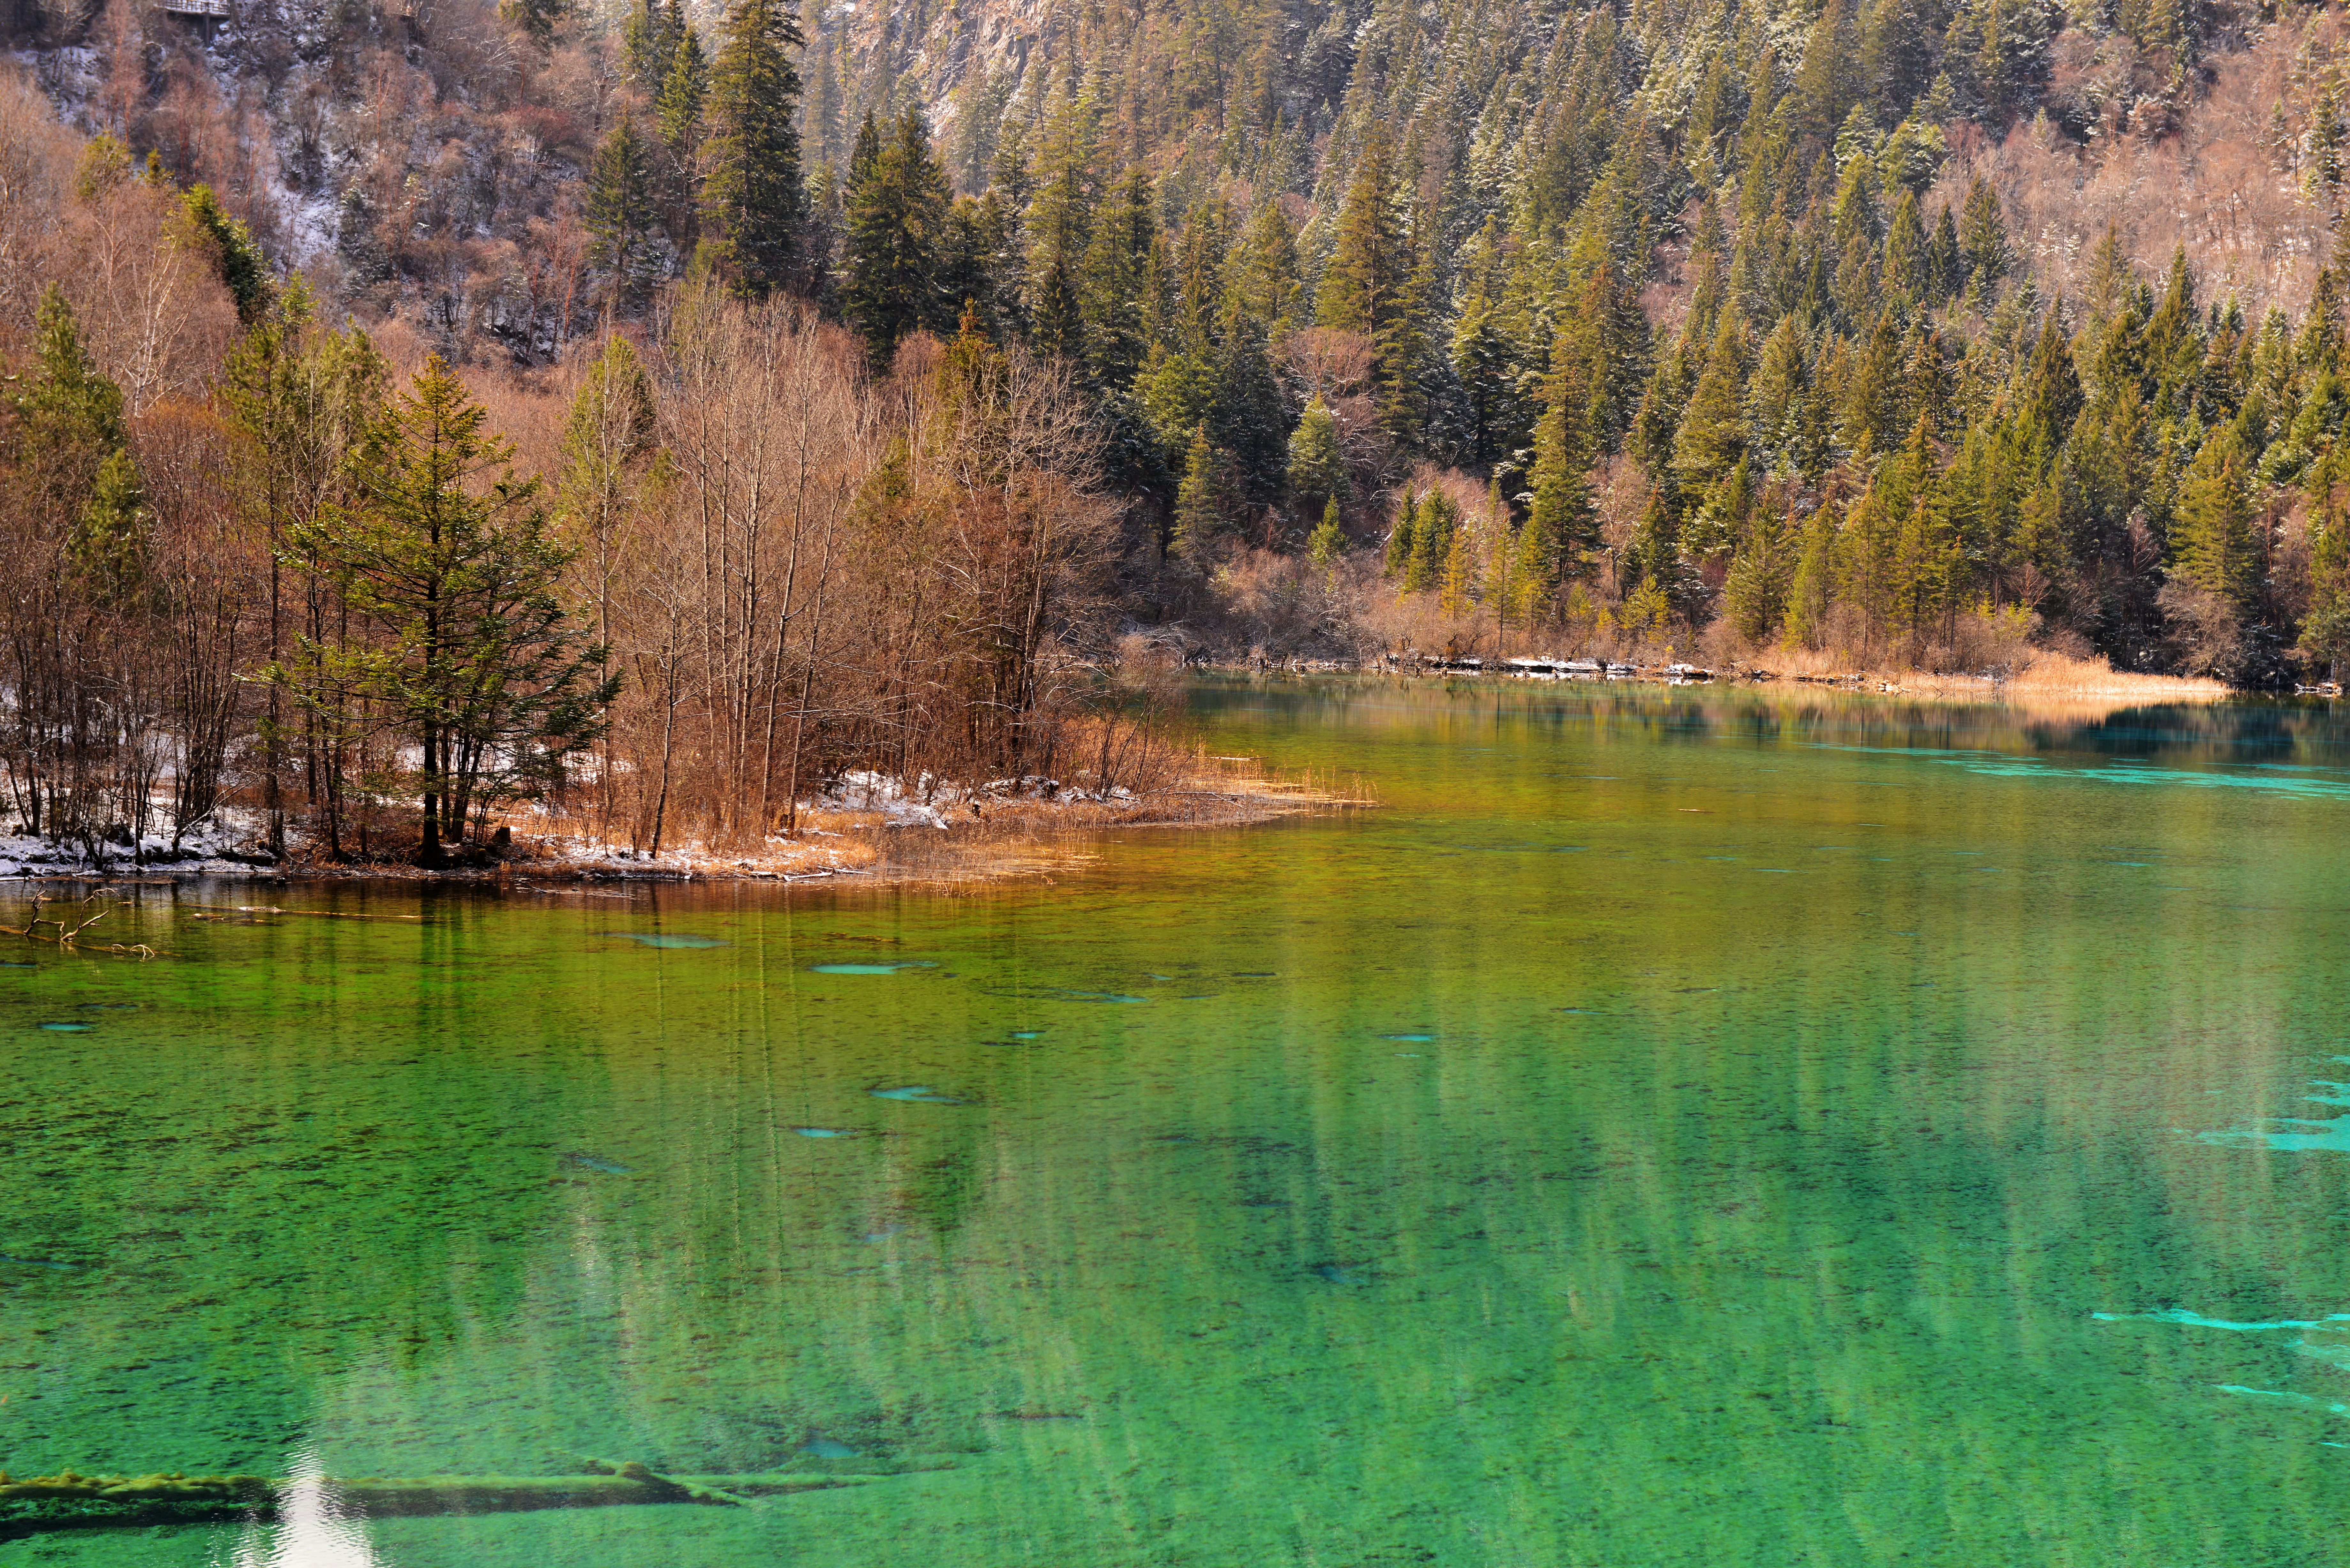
[2,0,2349,861]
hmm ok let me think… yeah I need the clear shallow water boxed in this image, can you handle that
[6,679,2350,1564]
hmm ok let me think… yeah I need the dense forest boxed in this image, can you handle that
[4,0,2350,860]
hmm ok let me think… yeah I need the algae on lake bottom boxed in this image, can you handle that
[4,680,2350,1564]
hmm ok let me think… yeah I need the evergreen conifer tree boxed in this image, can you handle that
[1170,427,1221,562]
[1407,491,1456,592]
[587,111,663,301]
[14,287,145,596]
[656,26,708,230]
[1080,167,1156,389]
[700,0,805,296]
[1439,515,1474,617]
[182,186,273,325]
[273,356,616,866]
[1960,177,2012,298]
[1287,396,1345,512]
[1783,513,1838,649]
[1024,79,1098,360]
[842,106,953,364]
[2171,426,2258,614]
[1384,492,1420,579]
[1309,497,1345,570]
[1316,124,1401,338]
[1673,319,1748,494]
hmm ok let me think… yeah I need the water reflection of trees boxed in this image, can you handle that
[1190,675,2350,771]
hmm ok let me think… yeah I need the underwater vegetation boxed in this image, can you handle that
[976,984,1145,1004]
[0,1460,950,1541]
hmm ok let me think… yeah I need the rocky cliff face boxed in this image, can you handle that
[804,0,1070,182]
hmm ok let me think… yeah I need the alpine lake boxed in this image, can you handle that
[5,675,2349,1567]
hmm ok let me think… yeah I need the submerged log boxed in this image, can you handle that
[0,1459,948,1539]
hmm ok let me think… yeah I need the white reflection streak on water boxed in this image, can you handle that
[220,1447,382,1568]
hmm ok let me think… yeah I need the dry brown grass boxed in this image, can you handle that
[361,745,1376,888]
[1735,647,2230,719]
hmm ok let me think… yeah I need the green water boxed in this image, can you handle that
[6,678,2350,1565]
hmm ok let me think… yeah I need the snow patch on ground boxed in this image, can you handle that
[0,810,278,880]
[0,771,1145,883]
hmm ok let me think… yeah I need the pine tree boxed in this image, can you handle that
[1287,396,1346,511]
[1927,204,1962,303]
[2171,426,2258,614]
[656,25,708,229]
[1747,315,1810,470]
[1316,123,1402,338]
[1792,0,1866,142]
[1521,349,1600,618]
[1170,426,1221,562]
[500,0,572,47]
[1309,496,1345,570]
[182,185,273,325]
[1959,177,2012,298]
[1884,189,1930,304]
[1080,166,1155,389]
[1023,77,1098,360]
[2301,490,2350,675]
[1231,196,1304,332]
[1439,515,1474,617]
[1889,425,1957,652]
[623,0,674,87]
[1722,509,1789,643]
[1783,513,1838,649]
[1408,491,1457,593]
[1213,313,1290,503]
[1384,491,1420,579]
[2300,267,2345,375]
[272,356,616,866]
[842,106,953,364]
[2019,313,2085,440]
[13,287,145,597]
[1672,318,1748,494]
[699,0,805,297]
[1376,205,1434,453]
[216,284,390,856]
[587,111,663,302]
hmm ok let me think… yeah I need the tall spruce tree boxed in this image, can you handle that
[15,287,145,596]
[587,111,663,301]
[841,106,953,365]
[656,25,708,235]
[700,0,806,297]
[273,357,616,867]
[1170,427,1221,562]
[1316,123,1403,340]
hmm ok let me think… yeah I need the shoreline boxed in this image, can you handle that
[1223,652,2240,712]
[0,764,1368,894]
[0,657,2263,893]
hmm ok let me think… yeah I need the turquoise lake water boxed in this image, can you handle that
[2,677,2348,1564]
